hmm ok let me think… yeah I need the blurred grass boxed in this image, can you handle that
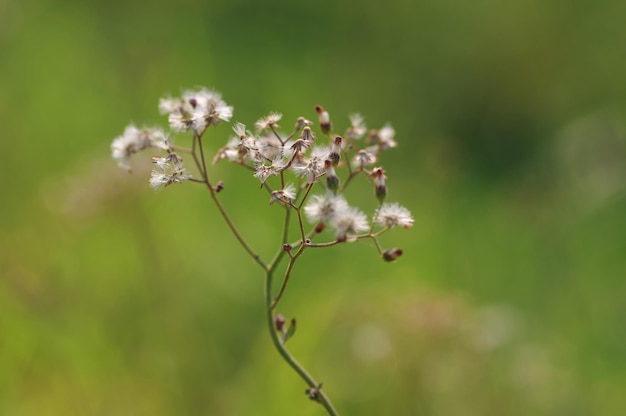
[1,0,626,415]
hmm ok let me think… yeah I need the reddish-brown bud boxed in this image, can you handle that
[275,314,286,332]
[315,105,332,134]
[382,248,404,262]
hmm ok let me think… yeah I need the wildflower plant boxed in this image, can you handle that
[111,88,413,415]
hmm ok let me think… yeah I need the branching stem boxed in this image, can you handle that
[265,268,339,416]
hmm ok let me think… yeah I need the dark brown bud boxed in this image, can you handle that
[315,105,332,134]
[275,314,286,332]
[295,117,308,130]
[305,383,324,402]
[327,174,339,192]
[382,248,404,262]
[375,184,387,203]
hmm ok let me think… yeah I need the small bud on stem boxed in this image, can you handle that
[315,105,332,134]
[382,248,404,262]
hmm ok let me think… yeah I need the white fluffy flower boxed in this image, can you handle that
[149,155,191,190]
[378,123,397,149]
[374,203,413,229]
[304,193,349,224]
[331,207,369,239]
[347,113,367,140]
[111,125,165,171]
[255,112,282,131]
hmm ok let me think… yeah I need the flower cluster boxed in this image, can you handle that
[111,87,413,257]
[110,87,414,414]
[111,125,168,171]
[210,105,412,245]
[159,88,233,135]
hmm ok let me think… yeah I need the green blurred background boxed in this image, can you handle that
[1,0,626,414]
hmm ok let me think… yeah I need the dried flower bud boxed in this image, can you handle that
[369,167,387,203]
[275,314,287,332]
[324,160,339,192]
[353,149,376,169]
[305,383,324,402]
[282,243,292,252]
[314,222,325,233]
[295,116,312,130]
[382,248,403,262]
[375,184,387,203]
[329,136,342,166]
[215,181,224,193]
[315,105,332,134]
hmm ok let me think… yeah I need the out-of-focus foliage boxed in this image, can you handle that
[1,0,625,415]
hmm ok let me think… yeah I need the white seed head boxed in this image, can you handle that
[378,123,397,149]
[255,112,283,131]
[347,113,367,140]
[304,193,349,224]
[111,125,165,171]
[331,207,369,239]
[374,203,414,229]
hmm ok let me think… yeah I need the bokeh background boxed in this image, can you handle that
[1,0,626,414]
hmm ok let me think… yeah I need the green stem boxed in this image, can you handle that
[195,134,267,271]
[265,268,339,416]
[270,245,304,310]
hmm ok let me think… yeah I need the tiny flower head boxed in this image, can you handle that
[255,112,283,131]
[270,183,296,205]
[295,117,313,130]
[352,149,376,169]
[374,203,414,229]
[369,167,387,202]
[297,126,316,149]
[149,155,191,190]
[378,124,397,149]
[168,112,193,133]
[331,206,369,240]
[290,137,312,154]
[182,88,233,129]
[329,136,342,166]
[254,157,286,184]
[254,164,278,184]
[304,193,349,224]
[232,122,248,139]
[292,155,325,184]
[315,105,332,134]
[111,125,165,171]
[347,113,367,141]
[366,123,397,151]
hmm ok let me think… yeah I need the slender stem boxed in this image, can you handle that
[270,125,285,144]
[265,268,339,416]
[339,169,361,193]
[194,133,267,271]
[270,245,304,310]
[298,183,315,210]
[191,126,339,414]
